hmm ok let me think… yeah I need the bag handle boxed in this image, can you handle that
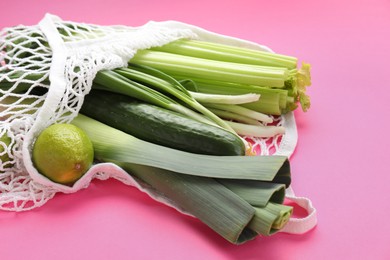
[281,187,317,234]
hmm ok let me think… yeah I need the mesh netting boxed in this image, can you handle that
[0,14,297,211]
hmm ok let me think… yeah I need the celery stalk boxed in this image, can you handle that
[142,39,312,113]
[131,50,289,88]
[152,39,298,69]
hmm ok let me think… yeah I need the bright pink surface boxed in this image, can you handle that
[1,0,390,259]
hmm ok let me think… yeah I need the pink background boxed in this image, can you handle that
[1,0,390,259]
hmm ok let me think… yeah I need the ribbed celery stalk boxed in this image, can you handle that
[151,39,298,69]
[139,39,312,113]
[131,50,289,88]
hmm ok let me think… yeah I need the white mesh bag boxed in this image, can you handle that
[0,14,316,234]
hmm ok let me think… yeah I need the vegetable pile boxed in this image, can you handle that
[1,25,312,244]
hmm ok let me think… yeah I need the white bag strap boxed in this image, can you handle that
[274,112,317,234]
[281,187,317,234]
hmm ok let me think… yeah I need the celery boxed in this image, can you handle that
[152,39,298,69]
[131,50,289,88]
[134,39,312,114]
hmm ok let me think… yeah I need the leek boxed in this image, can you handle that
[114,63,235,132]
[226,121,286,138]
[93,70,216,127]
[248,202,293,236]
[188,91,260,105]
[120,163,258,244]
[179,76,289,115]
[219,179,286,207]
[71,114,293,243]
[204,103,273,124]
[207,107,262,126]
[71,114,291,183]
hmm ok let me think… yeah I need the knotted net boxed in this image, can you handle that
[0,14,315,234]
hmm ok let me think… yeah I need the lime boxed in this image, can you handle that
[0,134,13,172]
[32,123,94,185]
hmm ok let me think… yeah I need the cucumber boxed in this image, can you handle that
[80,90,245,156]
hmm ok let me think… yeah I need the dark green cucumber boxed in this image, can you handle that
[80,90,245,156]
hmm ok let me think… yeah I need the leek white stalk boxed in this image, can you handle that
[205,103,273,124]
[226,121,286,138]
[189,91,260,105]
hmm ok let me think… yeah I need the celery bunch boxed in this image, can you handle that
[132,39,312,115]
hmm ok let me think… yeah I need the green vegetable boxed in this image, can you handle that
[131,50,289,88]
[131,39,312,114]
[120,162,258,244]
[225,121,286,138]
[188,91,260,105]
[93,70,215,127]
[0,133,14,172]
[203,103,273,124]
[151,39,298,69]
[248,202,293,236]
[179,77,290,115]
[219,179,286,207]
[1,23,311,244]
[70,113,292,244]
[71,114,291,182]
[81,90,245,156]
[94,64,235,133]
